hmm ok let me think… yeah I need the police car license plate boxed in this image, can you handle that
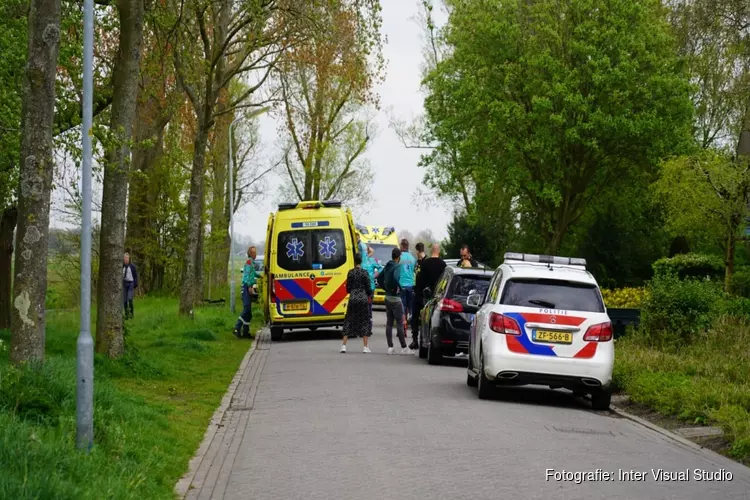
[283,302,308,312]
[534,330,572,345]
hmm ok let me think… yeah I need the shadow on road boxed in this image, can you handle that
[279,328,343,342]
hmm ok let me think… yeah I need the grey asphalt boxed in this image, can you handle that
[187,310,750,500]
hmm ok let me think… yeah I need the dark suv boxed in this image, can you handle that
[419,266,493,364]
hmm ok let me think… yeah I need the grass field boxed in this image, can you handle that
[613,316,750,463]
[0,296,262,499]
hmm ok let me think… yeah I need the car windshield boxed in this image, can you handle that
[500,278,604,313]
[368,243,398,265]
[448,275,491,299]
[276,229,347,271]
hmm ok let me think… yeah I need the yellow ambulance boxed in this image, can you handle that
[263,200,358,341]
[355,224,400,305]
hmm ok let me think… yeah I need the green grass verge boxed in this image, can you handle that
[614,316,750,461]
[0,296,262,499]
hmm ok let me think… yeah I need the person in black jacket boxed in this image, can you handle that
[123,253,138,320]
[413,244,447,346]
[459,244,479,268]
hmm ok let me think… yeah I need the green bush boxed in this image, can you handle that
[640,274,722,347]
[730,267,750,298]
[652,253,724,281]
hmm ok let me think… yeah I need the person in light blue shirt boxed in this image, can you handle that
[398,238,417,325]
[362,246,382,334]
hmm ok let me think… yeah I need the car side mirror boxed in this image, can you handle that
[422,287,432,300]
[466,293,483,308]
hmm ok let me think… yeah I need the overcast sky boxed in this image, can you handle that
[233,0,452,243]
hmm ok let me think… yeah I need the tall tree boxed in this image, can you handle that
[657,0,750,290]
[173,0,285,315]
[0,0,27,331]
[421,0,694,254]
[276,0,384,204]
[10,0,62,363]
[125,0,183,294]
[96,0,146,358]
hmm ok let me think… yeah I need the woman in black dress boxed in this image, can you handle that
[341,254,373,353]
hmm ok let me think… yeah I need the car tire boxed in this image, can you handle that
[309,326,318,332]
[270,327,283,342]
[477,351,493,400]
[427,335,442,365]
[591,388,612,411]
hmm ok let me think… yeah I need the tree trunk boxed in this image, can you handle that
[179,125,209,315]
[209,92,231,289]
[725,229,736,293]
[96,0,144,358]
[125,113,166,294]
[0,207,18,330]
[10,0,62,364]
[196,218,204,300]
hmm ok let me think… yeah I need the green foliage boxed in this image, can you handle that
[639,274,722,348]
[0,296,262,498]
[422,0,694,253]
[653,150,749,253]
[442,210,506,266]
[729,267,750,298]
[0,0,28,209]
[614,315,750,462]
[652,252,725,280]
[567,184,669,288]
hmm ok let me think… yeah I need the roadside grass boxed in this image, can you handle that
[613,315,750,462]
[0,296,261,499]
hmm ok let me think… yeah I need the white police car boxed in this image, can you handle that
[466,252,614,409]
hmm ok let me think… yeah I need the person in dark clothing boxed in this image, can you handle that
[380,248,411,355]
[459,244,479,268]
[341,254,373,353]
[123,253,138,320]
[417,243,447,301]
[409,242,426,349]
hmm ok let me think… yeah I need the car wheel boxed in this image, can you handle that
[591,388,612,411]
[427,334,442,365]
[477,350,493,400]
[309,326,318,332]
[270,327,283,342]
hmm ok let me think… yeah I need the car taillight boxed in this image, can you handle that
[439,298,463,312]
[489,312,521,336]
[583,321,613,342]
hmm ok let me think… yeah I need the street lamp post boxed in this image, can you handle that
[228,107,270,315]
[77,0,95,452]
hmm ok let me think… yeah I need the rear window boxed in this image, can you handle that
[448,275,490,298]
[369,243,398,266]
[500,278,604,313]
[276,229,348,271]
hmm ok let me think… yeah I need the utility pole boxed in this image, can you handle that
[77,0,94,452]
[228,107,270,314]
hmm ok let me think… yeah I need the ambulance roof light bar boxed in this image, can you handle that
[504,252,587,268]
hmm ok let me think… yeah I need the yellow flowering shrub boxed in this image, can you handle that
[600,287,648,309]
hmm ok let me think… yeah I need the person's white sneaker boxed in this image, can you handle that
[387,347,394,355]
[340,345,346,353]
[401,347,414,355]
[363,346,371,353]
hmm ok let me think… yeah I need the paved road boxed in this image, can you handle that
[188,311,750,500]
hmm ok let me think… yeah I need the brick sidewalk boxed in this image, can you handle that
[176,329,270,499]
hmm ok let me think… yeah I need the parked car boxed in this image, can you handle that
[466,252,614,409]
[419,266,494,364]
[444,258,489,268]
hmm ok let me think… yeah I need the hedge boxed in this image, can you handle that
[652,253,724,281]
